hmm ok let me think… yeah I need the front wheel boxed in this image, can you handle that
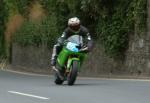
[67,61,79,85]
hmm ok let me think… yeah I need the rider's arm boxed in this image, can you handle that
[81,26,93,51]
[57,28,69,45]
[86,33,93,51]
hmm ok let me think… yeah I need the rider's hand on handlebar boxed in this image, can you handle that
[79,45,89,53]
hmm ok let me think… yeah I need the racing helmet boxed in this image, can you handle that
[68,17,80,31]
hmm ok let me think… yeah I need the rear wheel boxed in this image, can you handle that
[67,61,78,85]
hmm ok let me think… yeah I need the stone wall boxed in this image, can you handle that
[122,0,150,76]
[11,44,51,74]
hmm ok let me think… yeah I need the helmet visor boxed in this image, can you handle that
[69,25,80,31]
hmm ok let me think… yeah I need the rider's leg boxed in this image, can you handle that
[51,43,62,66]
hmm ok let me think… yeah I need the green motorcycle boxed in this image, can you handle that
[52,35,88,85]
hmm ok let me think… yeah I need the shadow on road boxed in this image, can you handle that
[58,82,108,87]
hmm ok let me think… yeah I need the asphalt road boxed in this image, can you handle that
[0,70,150,103]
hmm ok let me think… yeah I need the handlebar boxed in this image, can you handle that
[79,46,89,53]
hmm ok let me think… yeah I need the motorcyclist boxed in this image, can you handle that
[51,17,93,66]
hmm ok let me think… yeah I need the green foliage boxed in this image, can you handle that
[40,0,70,31]
[15,0,33,17]
[4,0,33,17]
[3,0,19,18]
[0,0,6,58]
[39,0,57,13]
[81,0,113,20]
[132,0,147,34]
[97,17,129,57]
[81,0,147,57]
[14,15,59,48]
[1,0,147,59]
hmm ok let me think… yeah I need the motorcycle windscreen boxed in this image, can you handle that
[67,35,83,46]
[66,42,79,52]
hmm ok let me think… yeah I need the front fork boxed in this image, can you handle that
[66,58,80,72]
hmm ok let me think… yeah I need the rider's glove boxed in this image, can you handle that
[87,40,93,52]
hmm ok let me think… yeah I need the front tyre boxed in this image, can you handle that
[67,61,78,85]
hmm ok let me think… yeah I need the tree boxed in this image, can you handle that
[0,0,6,58]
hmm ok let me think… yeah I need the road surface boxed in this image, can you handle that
[0,70,150,103]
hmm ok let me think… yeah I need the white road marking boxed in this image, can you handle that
[8,91,49,100]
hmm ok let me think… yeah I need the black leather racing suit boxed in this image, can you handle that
[51,25,93,64]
